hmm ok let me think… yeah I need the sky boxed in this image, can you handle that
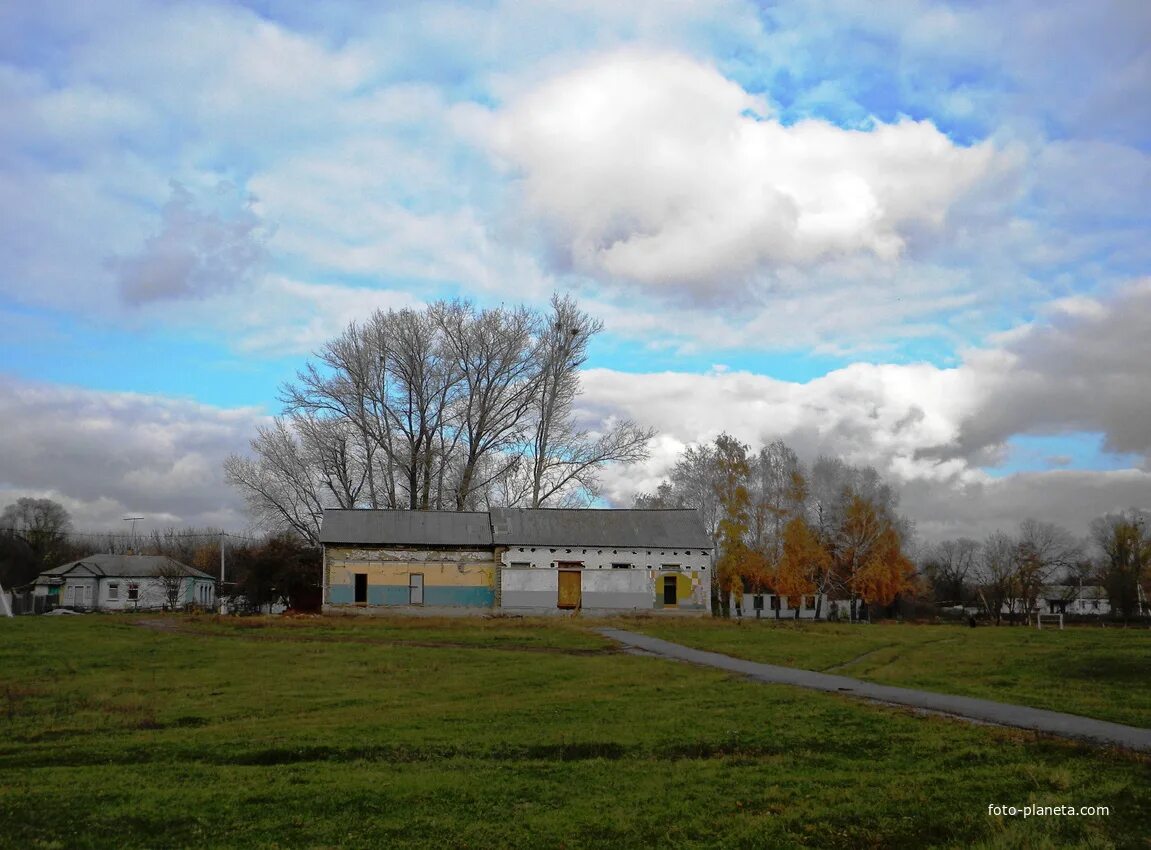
[2,0,1149,547]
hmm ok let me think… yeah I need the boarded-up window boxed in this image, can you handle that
[107,583,119,601]
[611,563,631,569]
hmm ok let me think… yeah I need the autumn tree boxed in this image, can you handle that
[1092,510,1151,620]
[228,536,322,612]
[711,434,769,615]
[773,516,829,619]
[830,494,914,621]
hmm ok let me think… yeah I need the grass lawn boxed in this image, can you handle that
[622,617,1151,729]
[0,615,1147,849]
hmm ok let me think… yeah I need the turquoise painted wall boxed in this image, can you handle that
[328,583,493,608]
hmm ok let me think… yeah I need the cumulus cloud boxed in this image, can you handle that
[950,279,1151,460]
[0,375,262,529]
[110,181,271,304]
[580,279,1151,541]
[481,50,1001,296]
[581,360,977,490]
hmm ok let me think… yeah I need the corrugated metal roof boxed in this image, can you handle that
[490,508,712,549]
[39,554,213,580]
[320,509,494,546]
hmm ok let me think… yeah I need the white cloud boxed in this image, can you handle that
[581,279,1151,541]
[480,50,1002,296]
[582,358,977,489]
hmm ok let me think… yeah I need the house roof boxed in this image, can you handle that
[319,509,494,547]
[1037,584,1109,601]
[38,554,213,581]
[319,507,714,550]
[490,508,712,549]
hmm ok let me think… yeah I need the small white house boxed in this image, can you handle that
[33,554,216,612]
[743,592,829,620]
[1001,585,1113,617]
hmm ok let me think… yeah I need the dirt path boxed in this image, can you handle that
[600,628,1151,753]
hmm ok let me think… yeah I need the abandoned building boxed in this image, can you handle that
[320,507,712,614]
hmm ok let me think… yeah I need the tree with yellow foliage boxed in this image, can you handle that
[712,434,769,616]
[773,515,829,619]
[835,495,915,621]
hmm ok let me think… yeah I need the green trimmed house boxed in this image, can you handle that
[33,554,216,611]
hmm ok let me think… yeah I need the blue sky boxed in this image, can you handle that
[1,0,1149,540]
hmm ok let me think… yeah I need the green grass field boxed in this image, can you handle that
[1,615,1148,849]
[625,618,1151,728]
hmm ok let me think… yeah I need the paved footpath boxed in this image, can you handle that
[599,628,1151,752]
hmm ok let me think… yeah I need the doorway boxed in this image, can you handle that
[663,575,678,606]
[353,573,368,604]
[409,573,424,605]
[558,570,582,610]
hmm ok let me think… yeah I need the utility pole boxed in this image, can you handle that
[219,530,226,613]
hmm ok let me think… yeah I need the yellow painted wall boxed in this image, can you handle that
[326,546,496,588]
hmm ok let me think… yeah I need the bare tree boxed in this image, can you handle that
[382,307,464,509]
[229,294,652,529]
[434,301,538,510]
[152,559,188,610]
[1,498,73,586]
[977,530,1017,624]
[749,440,807,566]
[280,320,389,508]
[224,418,336,544]
[1014,519,1081,624]
[921,538,980,605]
[524,294,652,507]
[636,442,722,542]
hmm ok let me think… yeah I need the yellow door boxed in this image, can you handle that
[558,570,582,609]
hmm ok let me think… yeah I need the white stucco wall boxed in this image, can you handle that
[499,544,711,612]
[44,576,215,611]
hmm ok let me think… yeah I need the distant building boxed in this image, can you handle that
[743,591,829,620]
[32,554,216,612]
[320,508,712,615]
[1001,585,1114,617]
